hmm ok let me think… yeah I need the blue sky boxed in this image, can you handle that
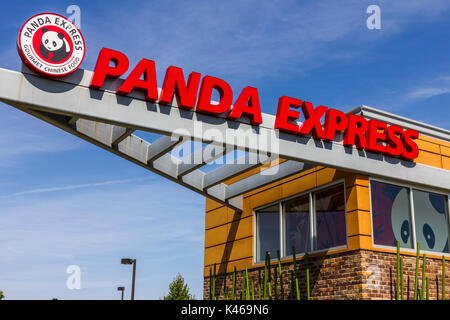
[0,0,449,299]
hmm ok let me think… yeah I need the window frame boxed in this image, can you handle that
[369,177,450,257]
[253,179,348,264]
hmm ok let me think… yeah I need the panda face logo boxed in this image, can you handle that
[39,28,71,63]
[17,13,85,77]
[391,188,449,253]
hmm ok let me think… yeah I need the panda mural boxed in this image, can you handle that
[412,190,449,253]
[39,28,70,63]
[371,181,449,253]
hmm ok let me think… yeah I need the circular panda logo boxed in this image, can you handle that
[17,13,85,77]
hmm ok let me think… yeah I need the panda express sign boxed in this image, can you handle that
[17,13,85,77]
[17,13,419,161]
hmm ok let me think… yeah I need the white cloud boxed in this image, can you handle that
[404,87,450,100]
[0,177,151,199]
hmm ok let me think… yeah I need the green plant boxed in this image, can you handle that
[414,242,420,300]
[245,265,250,300]
[400,257,404,300]
[291,246,300,300]
[162,273,194,300]
[212,263,216,300]
[443,255,446,300]
[267,251,272,299]
[0,290,4,300]
[305,252,310,300]
[421,254,426,300]
[277,249,284,300]
[232,267,237,300]
[263,252,268,299]
[396,240,400,300]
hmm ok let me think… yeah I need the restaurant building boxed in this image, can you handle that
[203,108,450,300]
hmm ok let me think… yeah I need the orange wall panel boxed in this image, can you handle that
[415,150,442,168]
[416,138,441,154]
[347,210,372,237]
[443,156,450,170]
[205,224,230,248]
[204,244,227,267]
[233,216,253,240]
[205,206,228,229]
[226,236,253,262]
[281,171,316,199]
[346,185,370,213]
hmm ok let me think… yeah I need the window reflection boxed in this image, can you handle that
[413,190,449,253]
[256,204,280,261]
[315,185,346,250]
[285,195,310,255]
[371,181,413,248]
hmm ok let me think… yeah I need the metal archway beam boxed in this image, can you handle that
[0,66,448,209]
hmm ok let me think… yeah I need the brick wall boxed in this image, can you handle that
[361,250,449,300]
[204,250,365,300]
[203,249,450,300]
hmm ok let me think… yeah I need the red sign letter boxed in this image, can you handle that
[298,102,327,139]
[90,48,129,89]
[401,129,419,160]
[117,59,159,102]
[274,96,301,134]
[324,108,348,141]
[196,76,233,115]
[344,114,368,149]
[366,119,387,153]
[159,66,201,109]
[385,125,404,157]
[228,86,262,125]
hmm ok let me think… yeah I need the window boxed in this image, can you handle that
[371,181,413,248]
[285,195,310,254]
[256,204,280,262]
[315,185,347,250]
[255,182,347,262]
[413,190,449,253]
[370,180,449,254]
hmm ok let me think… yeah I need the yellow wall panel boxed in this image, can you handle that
[415,150,442,168]
[346,185,370,213]
[316,168,346,187]
[233,216,253,240]
[205,224,230,248]
[227,237,253,262]
[225,257,254,273]
[203,257,254,276]
[281,172,315,199]
[248,186,282,209]
[442,156,450,170]
[418,134,450,149]
[206,198,223,212]
[205,206,228,229]
[348,235,372,250]
[441,145,450,157]
[204,244,227,267]
[416,138,441,154]
[347,210,372,237]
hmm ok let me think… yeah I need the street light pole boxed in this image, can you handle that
[121,258,136,300]
[131,259,136,300]
[117,286,125,300]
